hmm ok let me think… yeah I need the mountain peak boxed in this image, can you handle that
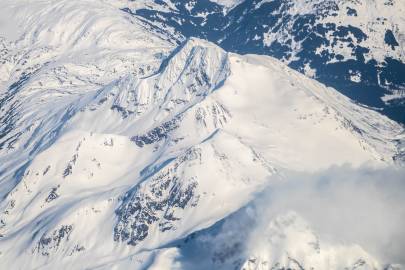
[0,1,404,269]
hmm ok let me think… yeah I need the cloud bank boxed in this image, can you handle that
[253,164,405,265]
[158,164,405,269]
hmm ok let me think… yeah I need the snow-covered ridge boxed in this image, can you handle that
[131,0,405,124]
[1,36,404,269]
[0,1,404,268]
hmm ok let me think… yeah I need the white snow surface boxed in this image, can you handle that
[209,0,244,9]
[0,0,404,269]
[260,0,405,65]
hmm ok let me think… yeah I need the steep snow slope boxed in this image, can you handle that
[130,0,405,123]
[1,36,404,268]
[0,0,176,198]
[0,1,404,269]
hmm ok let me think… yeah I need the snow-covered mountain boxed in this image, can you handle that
[0,0,404,269]
[127,0,405,124]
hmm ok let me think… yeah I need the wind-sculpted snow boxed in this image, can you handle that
[130,0,405,124]
[0,1,404,268]
[0,0,174,198]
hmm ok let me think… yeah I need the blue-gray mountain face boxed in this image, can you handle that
[126,0,405,123]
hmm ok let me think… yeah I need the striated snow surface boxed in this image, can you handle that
[0,0,404,269]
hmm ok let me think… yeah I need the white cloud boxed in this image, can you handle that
[253,164,405,265]
[173,164,405,269]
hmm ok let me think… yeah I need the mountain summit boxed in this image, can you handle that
[0,0,404,269]
[130,0,405,123]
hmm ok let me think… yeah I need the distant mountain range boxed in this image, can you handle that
[127,0,405,123]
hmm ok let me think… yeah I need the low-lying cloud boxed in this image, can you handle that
[254,164,405,265]
[168,164,405,269]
